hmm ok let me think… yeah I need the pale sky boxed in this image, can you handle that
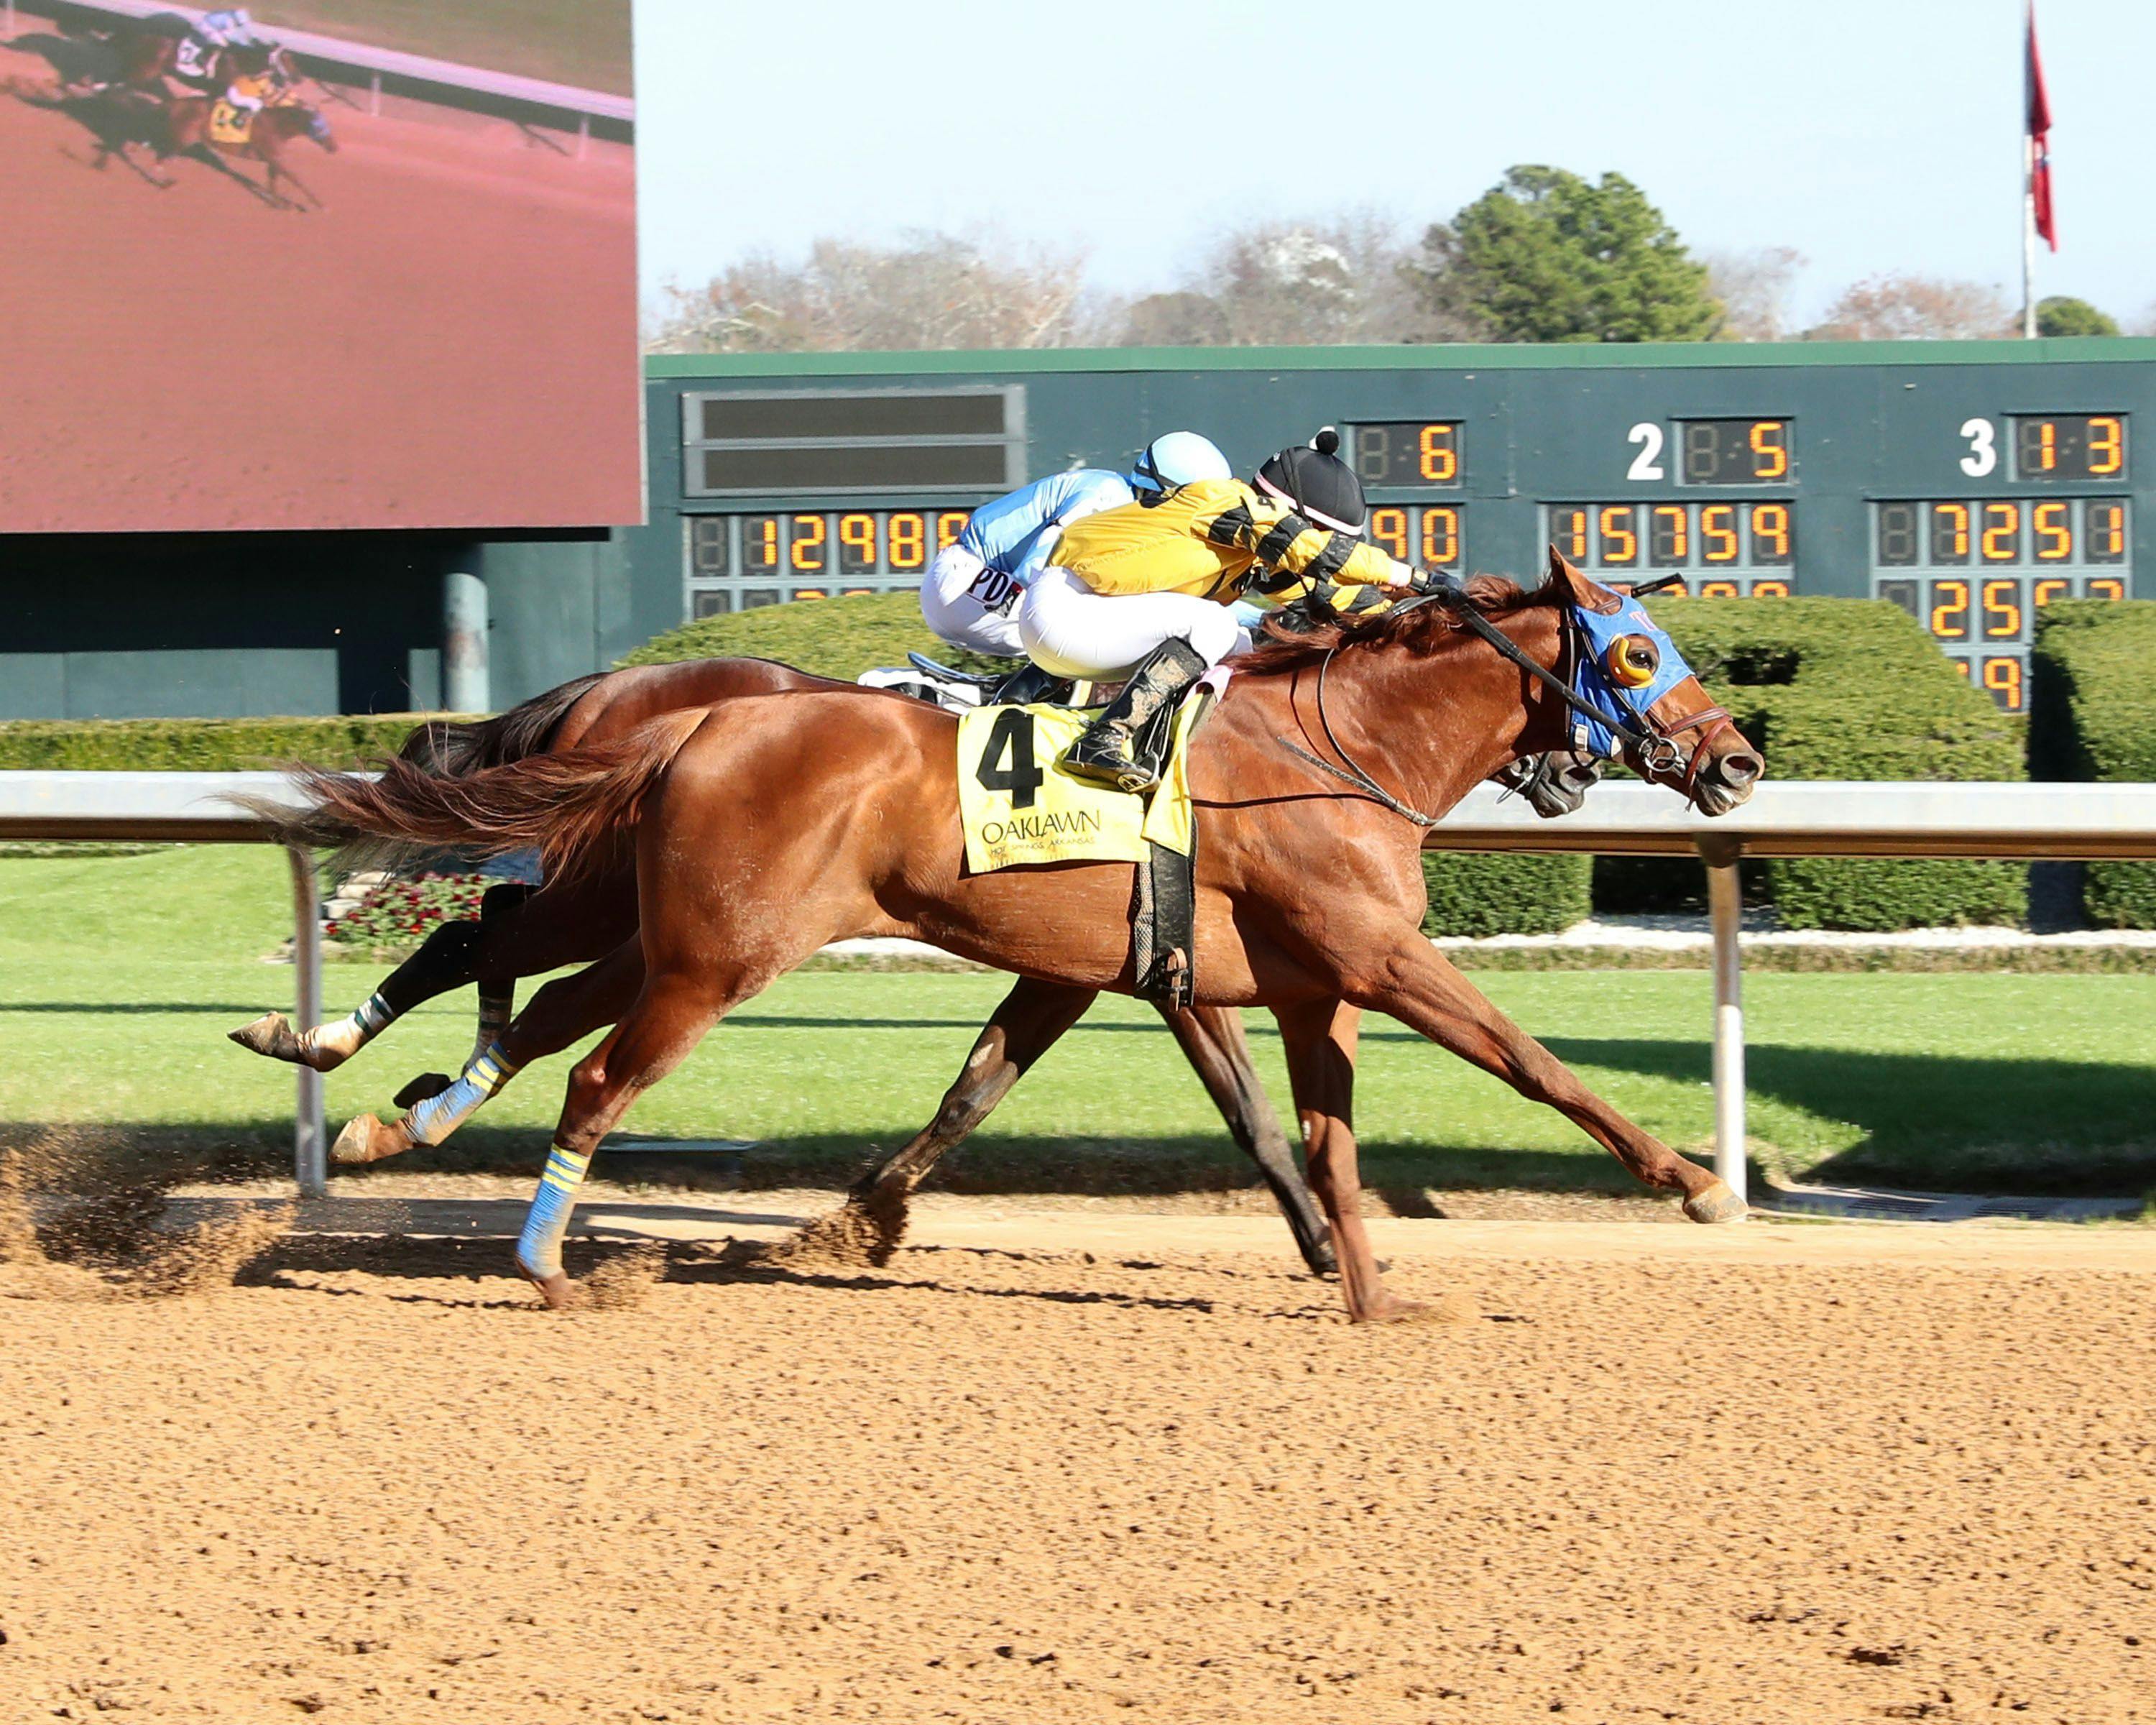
[631,0,2153,333]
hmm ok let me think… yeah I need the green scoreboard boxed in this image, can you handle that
[642,339,2156,711]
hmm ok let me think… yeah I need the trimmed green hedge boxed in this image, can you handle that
[1659,597,2027,930]
[621,592,1008,679]
[2031,601,2156,927]
[1422,852,1590,938]
[0,714,444,771]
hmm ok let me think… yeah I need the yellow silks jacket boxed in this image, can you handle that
[1047,479,1411,602]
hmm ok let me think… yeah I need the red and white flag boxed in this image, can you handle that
[2026,1,2056,250]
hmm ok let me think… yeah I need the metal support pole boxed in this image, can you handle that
[1699,837,1746,1205]
[577,113,589,160]
[442,571,490,714]
[287,846,326,1200]
[369,70,381,116]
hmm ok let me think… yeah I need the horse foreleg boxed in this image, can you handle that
[771,975,1100,1269]
[267,154,323,211]
[328,939,645,1167]
[1353,939,1743,1221]
[517,962,748,1308]
[1159,1003,1335,1277]
[1273,998,1423,1323]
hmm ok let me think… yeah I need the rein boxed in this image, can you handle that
[1286,577,1737,826]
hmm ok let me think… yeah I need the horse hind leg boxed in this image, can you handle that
[516,965,747,1309]
[332,939,645,1167]
[765,975,1100,1271]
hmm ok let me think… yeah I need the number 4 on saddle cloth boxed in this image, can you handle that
[957,689,1214,1007]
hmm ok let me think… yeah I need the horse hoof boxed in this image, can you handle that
[392,1072,454,1110]
[1352,1292,1475,1326]
[330,1114,402,1166]
[1683,1180,1749,1225]
[520,1264,578,1311]
[229,1011,304,1062]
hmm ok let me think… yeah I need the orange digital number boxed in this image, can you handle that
[2086,502,2127,561]
[936,510,970,550]
[887,512,926,570]
[1929,579,1971,640]
[1952,659,1972,681]
[1418,423,1458,484]
[2033,502,2072,561]
[1421,507,1461,568]
[1932,502,1971,561]
[1980,502,2020,562]
[837,512,878,569]
[2089,415,2124,476]
[842,587,875,598]
[2087,577,2127,602]
[746,515,782,571]
[1370,507,1410,563]
[1751,579,1792,599]
[1598,505,1638,566]
[1981,657,2024,711]
[1700,505,1738,564]
[1700,581,1740,599]
[2035,420,2058,472]
[2033,578,2071,610]
[1549,507,1589,563]
[789,514,828,572]
[1749,502,1792,564]
[1750,420,1789,481]
[1981,579,2023,640]
[791,589,828,602]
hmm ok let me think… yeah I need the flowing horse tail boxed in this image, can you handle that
[395,671,609,778]
[266,709,706,883]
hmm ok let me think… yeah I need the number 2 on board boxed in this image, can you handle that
[1626,423,1665,482]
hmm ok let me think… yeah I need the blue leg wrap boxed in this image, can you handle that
[516,1143,592,1281]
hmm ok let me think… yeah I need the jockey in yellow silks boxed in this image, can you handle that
[1022,427,1412,792]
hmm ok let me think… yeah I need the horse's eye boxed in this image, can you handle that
[1606,633,1659,689]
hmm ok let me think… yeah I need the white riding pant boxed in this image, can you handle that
[919,544,1026,659]
[1016,568,1248,681]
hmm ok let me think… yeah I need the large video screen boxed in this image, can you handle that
[0,0,639,533]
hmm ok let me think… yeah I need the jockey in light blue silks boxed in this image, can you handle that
[918,432,1232,658]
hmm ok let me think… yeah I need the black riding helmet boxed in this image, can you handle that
[1254,427,1368,537]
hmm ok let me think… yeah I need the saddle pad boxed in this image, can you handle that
[957,701,1199,874]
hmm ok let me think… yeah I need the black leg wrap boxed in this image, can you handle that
[985,661,1073,707]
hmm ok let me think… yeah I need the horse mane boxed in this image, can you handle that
[1234,571,1562,677]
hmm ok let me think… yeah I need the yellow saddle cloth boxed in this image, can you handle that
[957,699,1202,874]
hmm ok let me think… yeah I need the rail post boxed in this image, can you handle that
[1697,836,1747,1205]
[286,845,327,1199]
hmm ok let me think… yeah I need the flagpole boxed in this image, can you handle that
[2022,129,2037,339]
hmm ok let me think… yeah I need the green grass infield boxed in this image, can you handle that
[4,847,2153,1201]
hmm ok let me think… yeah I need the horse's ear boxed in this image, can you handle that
[1547,544,1622,615]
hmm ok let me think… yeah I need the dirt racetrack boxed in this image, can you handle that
[3,1210,2152,1724]
[0,61,638,533]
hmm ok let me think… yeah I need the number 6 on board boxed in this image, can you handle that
[1959,418,1997,478]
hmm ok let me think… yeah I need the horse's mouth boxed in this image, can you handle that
[1690,776,1758,818]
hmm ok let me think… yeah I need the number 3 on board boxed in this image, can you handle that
[1959,418,1997,478]
[1626,423,1665,482]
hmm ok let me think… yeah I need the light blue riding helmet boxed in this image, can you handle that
[1130,431,1232,496]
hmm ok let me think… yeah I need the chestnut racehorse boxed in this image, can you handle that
[235,658,1594,1277]
[272,553,1763,1320]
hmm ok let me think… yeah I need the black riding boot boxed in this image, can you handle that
[984,661,1073,707]
[1061,638,1208,794]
